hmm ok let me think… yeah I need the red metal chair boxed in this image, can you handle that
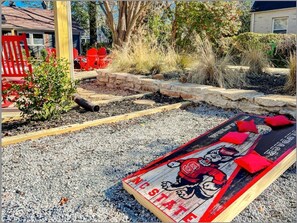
[78,48,98,71]
[1,34,32,108]
[73,48,79,60]
[97,47,110,69]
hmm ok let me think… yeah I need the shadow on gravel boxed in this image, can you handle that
[104,182,159,222]
[103,139,180,222]
[184,102,240,119]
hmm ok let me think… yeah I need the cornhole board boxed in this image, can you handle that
[122,114,296,222]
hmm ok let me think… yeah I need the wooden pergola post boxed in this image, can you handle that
[53,1,74,79]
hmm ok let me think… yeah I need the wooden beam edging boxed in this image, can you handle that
[2,116,22,123]
[213,149,296,222]
[2,102,190,147]
[1,93,152,124]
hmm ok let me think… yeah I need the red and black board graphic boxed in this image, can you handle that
[122,114,296,222]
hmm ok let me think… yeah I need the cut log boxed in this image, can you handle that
[74,95,100,112]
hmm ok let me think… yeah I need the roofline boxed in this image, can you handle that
[2,27,83,34]
[251,7,297,13]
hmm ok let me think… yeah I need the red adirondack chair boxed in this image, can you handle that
[45,47,56,61]
[97,47,110,69]
[1,34,32,108]
[73,48,79,60]
[78,48,98,71]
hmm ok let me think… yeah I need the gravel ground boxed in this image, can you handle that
[1,104,296,222]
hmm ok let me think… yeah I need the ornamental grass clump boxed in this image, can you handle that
[241,46,271,74]
[188,35,245,88]
[11,57,77,121]
[110,32,192,75]
[285,52,296,94]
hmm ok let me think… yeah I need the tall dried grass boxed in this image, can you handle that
[285,52,296,94]
[241,46,271,74]
[109,32,194,75]
[188,35,245,88]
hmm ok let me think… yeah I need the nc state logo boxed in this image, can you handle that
[182,161,200,175]
[161,146,239,200]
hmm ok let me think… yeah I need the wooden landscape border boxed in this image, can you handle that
[1,93,152,124]
[2,102,190,147]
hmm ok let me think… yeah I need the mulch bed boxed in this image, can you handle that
[243,72,294,95]
[159,71,294,96]
[2,92,184,138]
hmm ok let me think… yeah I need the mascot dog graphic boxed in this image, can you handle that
[161,146,239,200]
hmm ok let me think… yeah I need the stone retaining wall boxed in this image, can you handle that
[97,71,296,118]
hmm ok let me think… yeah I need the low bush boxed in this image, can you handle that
[188,36,245,88]
[221,32,297,67]
[285,52,296,94]
[11,57,77,120]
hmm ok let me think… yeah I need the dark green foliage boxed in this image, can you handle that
[11,57,77,121]
[223,32,297,67]
[88,1,97,46]
[71,1,89,30]
[146,3,174,46]
[174,0,242,50]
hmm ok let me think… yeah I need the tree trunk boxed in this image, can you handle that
[171,3,180,46]
[101,1,151,47]
[88,1,97,46]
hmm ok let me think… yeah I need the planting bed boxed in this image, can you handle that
[150,71,293,95]
[79,80,139,96]
[2,92,184,137]
[244,72,292,95]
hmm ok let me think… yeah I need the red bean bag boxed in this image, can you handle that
[234,151,273,173]
[220,131,249,145]
[236,119,258,134]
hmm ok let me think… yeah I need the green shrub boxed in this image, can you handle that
[40,48,48,61]
[221,32,297,67]
[175,0,242,49]
[11,57,77,121]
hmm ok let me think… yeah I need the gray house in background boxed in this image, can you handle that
[1,6,84,56]
[250,1,297,34]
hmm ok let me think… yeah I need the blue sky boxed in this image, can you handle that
[3,1,43,8]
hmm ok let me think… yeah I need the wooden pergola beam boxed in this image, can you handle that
[53,1,74,79]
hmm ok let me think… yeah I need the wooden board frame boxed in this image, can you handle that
[2,102,190,147]
[122,114,296,222]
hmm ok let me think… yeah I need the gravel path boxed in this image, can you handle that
[2,104,296,222]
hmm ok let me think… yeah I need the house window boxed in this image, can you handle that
[18,33,44,45]
[25,33,30,44]
[33,34,44,45]
[272,17,288,34]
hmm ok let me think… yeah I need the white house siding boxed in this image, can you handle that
[251,8,297,34]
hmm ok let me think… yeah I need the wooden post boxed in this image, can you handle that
[11,29,15,35]
[53,1,74,79]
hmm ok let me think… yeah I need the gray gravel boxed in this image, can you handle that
[1,104,296,222]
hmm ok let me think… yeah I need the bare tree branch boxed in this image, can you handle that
[101,1,152,46]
